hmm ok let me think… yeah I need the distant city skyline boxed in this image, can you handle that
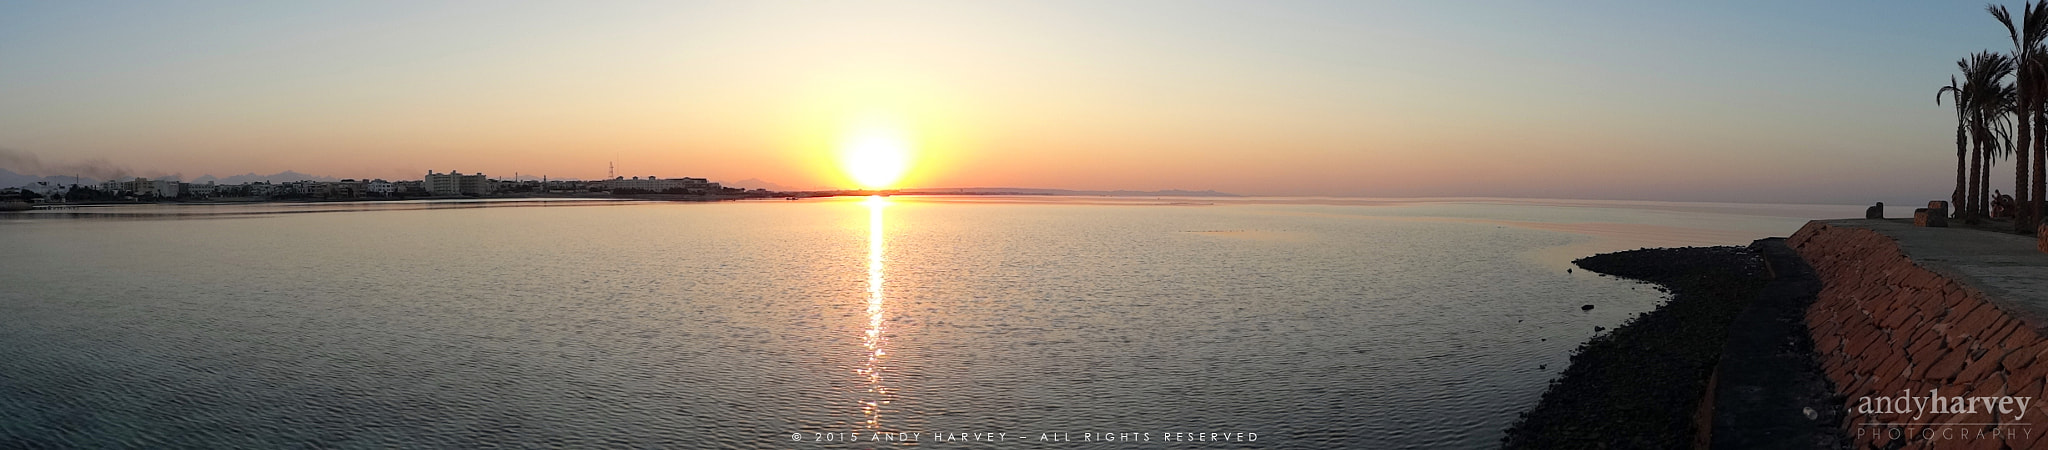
[0,2,2014,203]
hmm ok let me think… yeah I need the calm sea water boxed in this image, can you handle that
[0,197,1854,448]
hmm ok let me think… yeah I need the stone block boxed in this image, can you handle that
[1848,327,1884,355]
[1875,357,1910,387]
[1957,352,2002,382]
[1914,208,1949,227]
[1859,346,1894,373]
[1911,325,1945,349]
[1942,288,1970,312]
[1956,304,2005,340]
[1997,326,2042,350]
[2009,352,2048,388]
[1980,319,2019,350]
[1928,348,1971,381]
[1881,308,1920,330]
[2040,223,2048,254]
[1904,269,1939,291]
[2001,340,2048,370]
[1909,335,1947,367]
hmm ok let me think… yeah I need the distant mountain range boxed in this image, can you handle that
[0,168,98,189]
[192,171,339,184]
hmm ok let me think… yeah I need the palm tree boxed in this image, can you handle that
[1986,63,2018,217]
[1987,86,2016,215]
[1992,2,2048,230]
[1960,51,2015,218]
[1943,74,1970,216]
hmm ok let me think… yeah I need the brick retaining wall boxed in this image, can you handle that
[1791,221,2048,449]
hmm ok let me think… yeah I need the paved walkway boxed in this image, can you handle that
[1708,238,1844,449]
[1826,219,2048,329]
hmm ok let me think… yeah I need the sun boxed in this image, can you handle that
[840,127,913,189]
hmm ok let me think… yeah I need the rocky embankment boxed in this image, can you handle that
[1502,246,1769,448]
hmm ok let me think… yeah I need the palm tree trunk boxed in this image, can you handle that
[1972,123,1986,217]
[1982,132,1991,215]
[1959,121,1971,217]
[1980,144,1988,216]
[2036,106,2047,229]
[1986,136,1997,216]
[1987,145,1998,216]
[2019,89,2034,230]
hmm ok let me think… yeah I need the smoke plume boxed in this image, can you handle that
[0,148,134,181]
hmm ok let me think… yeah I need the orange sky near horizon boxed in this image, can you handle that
[0,2,1995,203]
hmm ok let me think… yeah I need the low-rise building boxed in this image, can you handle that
[425,170,492,196]
[247,182,277,197]
[396,180,426,196]
[601,176,720,193]
[150,178,181,198]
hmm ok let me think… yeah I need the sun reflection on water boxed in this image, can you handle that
[858,195,890,428]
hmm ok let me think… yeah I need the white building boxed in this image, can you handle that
[151,178,181,198]
[100,177,155,196]
[601,176,720,193]
[425,170,492,196]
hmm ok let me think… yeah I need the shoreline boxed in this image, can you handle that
[1502,245,1775,448]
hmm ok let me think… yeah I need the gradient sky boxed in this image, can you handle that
[0,1,2017,202]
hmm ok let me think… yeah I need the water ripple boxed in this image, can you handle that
[0,200,1712,448]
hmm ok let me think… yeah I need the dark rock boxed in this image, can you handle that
[1865,202,1883,219]
[1503,246,1768,449]
[1581,304,1594,311]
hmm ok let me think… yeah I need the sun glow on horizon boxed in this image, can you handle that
[839,125,914,189]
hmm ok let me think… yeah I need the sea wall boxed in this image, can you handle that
[1791,221,2048,449]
